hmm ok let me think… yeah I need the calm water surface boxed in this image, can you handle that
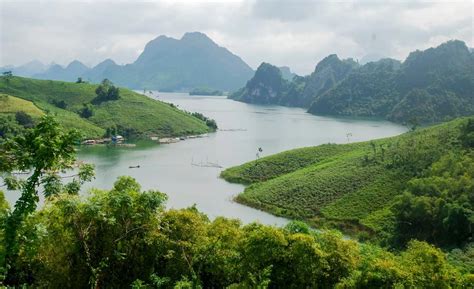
[78,93,407,225]
[7,93,407,226]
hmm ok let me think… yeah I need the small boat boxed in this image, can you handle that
[129,165,140,169]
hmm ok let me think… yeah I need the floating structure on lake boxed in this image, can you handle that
[158,133,209,144]
[191,157,223,168]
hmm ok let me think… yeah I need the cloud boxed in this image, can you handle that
[0,0,472,75]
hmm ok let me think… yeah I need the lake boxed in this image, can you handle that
[5,93,408,226]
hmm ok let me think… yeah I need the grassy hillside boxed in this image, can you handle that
[221,117,471,241]
[0,94,43,117]
[0,76,211,138]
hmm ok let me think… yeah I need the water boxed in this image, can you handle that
[5,93,407,226]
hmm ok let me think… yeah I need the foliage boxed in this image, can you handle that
[0,76,212,138]
[4,179,470,288]
[93,79,120,104]
[189,87,224,96]
[392,151,474,248]
[1,71,13,83]
[79,103,94,118]
[14,111,35,128]
[0,115,94,285]
[0,115,24,140]
[190,112,217,130]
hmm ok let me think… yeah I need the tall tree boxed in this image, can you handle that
[0,115,93,284]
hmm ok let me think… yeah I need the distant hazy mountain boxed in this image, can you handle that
[26,32,254,92]
[359,52,386,64]
[83,59,117,81]
[0,60,49,77]
[278,66,296,81]
[34,60,89,82]
[81,32,254,92]
[309,40,474,123]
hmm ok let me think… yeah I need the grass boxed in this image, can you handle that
[0,93,44,117]
[0,77,211,138]
[221,118,466,238]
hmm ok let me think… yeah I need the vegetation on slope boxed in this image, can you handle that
[189,87,224,96]
[309,40,474,123]
[222,117,474,250]
[0,76,213,139]
[0,116,471,288]
[0,94,43,117]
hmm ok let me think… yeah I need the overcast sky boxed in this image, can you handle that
[1,0,472,74]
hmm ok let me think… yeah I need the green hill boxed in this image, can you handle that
[0,76,212,139]
[222,117,474,246]
[309,40,474,123]
[231,40,473,124]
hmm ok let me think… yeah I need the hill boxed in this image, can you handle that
[0,60,49,77]
[230,56,357,107]
[24,32,254,92]
[230,63,294,104]
[0,76,212,139]
[231,40,474,124]
[309,40,474,123]
[221,117,474,247]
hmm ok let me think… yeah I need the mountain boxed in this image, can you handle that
[298,55,358,107]
[231,40,473,124]
[309,40,474,123]
[0,76,213,138]
[0,60,49,77]
[17,32,253,92]
[34,60,89,82]
[278,66,296,80]
[308,58,402,117]
[229,62,305,106]
[82,59,118,81]
[230,55,357,107]
[83,32,254,92]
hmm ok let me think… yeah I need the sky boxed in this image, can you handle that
[0,0,472,75]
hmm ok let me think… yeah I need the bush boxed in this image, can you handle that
[93,79,120,104]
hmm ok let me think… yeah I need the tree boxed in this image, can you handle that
[2,71,13,84]
[15,111,34,128]
[93,79,120,104]
[0,115,94,285]
[76,77,85,84]
[28,177,167,288]
[79,103,94,118]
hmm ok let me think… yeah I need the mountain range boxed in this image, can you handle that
[231,40,474,124]
[2,32,254,92]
